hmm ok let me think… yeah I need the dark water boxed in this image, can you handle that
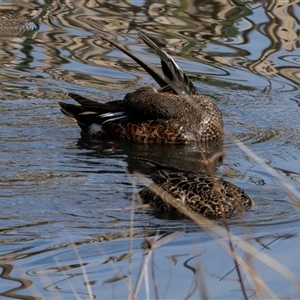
[0,0,300,299]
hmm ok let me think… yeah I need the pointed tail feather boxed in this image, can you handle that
[59,95,129,130]
[99,35,168,89]
[58,102,84,119]
[67,93,126,115]
[138,31,198,96]
[68,93,104,111]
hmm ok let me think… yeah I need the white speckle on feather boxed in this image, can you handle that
[100,111,125,118]
[89,123,102,135]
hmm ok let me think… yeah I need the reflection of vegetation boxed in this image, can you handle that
[244,0,300,86]
[219,0,253,39]
[0,9,38,38]
[0,264,38,300]
[1,0,298,94]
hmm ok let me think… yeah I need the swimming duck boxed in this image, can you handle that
[139,160,254,219]
[59,31,223,144]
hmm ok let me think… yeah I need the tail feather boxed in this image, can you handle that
[99,36,168,89]
[58,102,95,129]
[59,93,128,131]
[138,31,198,96]
[68,93,125,114]
[59,102,85,119]
[100,32,198,95]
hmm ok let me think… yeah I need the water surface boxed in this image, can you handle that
[0,0,300,299]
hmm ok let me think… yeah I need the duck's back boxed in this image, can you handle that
[140,169,253,219]
[118,87,223,143]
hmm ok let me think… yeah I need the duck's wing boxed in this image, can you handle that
[99,36,168,89]
[138,31,198,96]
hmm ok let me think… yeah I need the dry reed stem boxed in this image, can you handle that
[232,138,300,211]
[189,242,209,300]
[127,172,137,299]
[150,247,159,300]
[53,251,85,300]
[124,167,158,300]
[194,134,248,299]
[135,170,300,298]
[71,241,94,299]
[131,242,154,299]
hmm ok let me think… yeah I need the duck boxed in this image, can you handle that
[139,159,254,219]
[59,31,223,144]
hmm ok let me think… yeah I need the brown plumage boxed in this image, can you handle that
[59,31,223,144]
[139,160,254,219]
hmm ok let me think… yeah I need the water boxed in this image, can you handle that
[0,0,300,299]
